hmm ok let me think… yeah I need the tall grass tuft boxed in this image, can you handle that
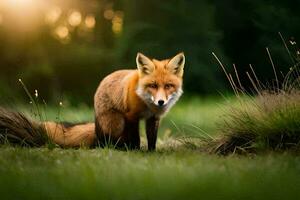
[211,33,300,154]
[214,90,300,154]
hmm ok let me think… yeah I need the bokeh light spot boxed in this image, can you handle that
[45,7,62,25]
[55,25,69,39]
[68,10,82,27]
[104,9,114,20]
[112,11,123,35]
[85,15,96,29]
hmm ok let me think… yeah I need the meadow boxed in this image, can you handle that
[0,1,299,199]
[1,96,300,200]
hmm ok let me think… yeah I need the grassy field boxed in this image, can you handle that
[17,96,236,138]
[1,96,300,200]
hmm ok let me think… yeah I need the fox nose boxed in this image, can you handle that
[158,100,164,106]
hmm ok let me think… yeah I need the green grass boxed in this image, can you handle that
[17,96,236,138]
[1,96,300,200]
[1,147,300,200]
[215,92,300,154]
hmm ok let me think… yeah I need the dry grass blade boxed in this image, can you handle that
[233,64,245,92]
[212,52,239,97]
[249,64,263,91]
[278,32,295,64]
[266,47,280,91]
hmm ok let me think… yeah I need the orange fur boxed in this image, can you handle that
[44,122,96,148]
[94,52,185,150]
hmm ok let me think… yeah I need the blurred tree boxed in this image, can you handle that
[215,0,300,88]
[0,0,299,104]
[117,0,227,94]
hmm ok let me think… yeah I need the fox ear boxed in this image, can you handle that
[167,52,185,77]
[136,53,155,75]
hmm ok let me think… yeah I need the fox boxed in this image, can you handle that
[94,52,185,150]
[0,52,185,150]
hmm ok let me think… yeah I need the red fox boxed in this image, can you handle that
[0,52,185,150]
[94,52,185,150]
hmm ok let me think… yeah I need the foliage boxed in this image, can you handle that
[1,0,300,103]
[117,0,226,94]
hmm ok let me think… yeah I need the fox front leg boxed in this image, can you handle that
[146,116,160,151]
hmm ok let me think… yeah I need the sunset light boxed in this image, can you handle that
[0,0,43,32]
[0,1,300,199]
[0,0,42,15]
[0,0,109,41]
[1,0,37,9]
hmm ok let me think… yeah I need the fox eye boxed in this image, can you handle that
[165,84,174,89]
[148,83,158,89]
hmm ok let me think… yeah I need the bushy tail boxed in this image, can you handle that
[0,107,96,148]
[0,107,48,147]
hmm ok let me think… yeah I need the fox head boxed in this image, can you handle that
[136,52,185,110]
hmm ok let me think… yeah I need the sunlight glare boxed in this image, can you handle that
[1,0,37,11]
[0,0,43,33]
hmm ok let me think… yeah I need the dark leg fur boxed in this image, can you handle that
[94,116,140,150]
[146,116,160,151]
[124,120,140,150]
[94,116,119,148]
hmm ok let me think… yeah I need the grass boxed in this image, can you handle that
[1,35,299,199]
[17,95,235,139]
[1,147,300,200]
[209,40,300,154]
[1,97,300,200]
[215,91,300,154]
